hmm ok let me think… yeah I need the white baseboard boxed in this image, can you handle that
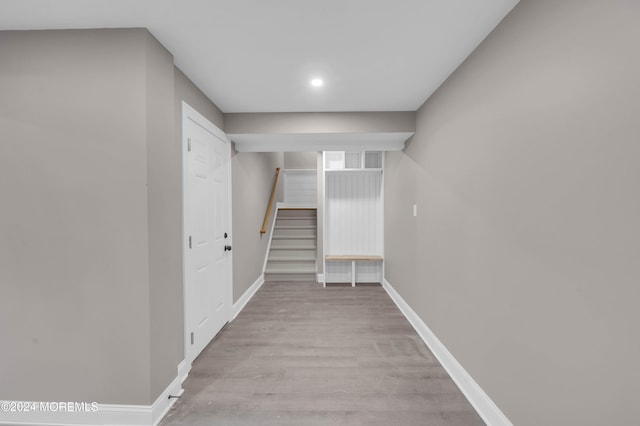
[231,275,265,320]
[150,360,186,426]
[382,279,512,426]
[177,358,190,385]
[0,362,186,426]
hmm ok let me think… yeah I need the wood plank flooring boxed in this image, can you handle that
[161,282,484,426]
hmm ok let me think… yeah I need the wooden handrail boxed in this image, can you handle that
[260,167,282,234]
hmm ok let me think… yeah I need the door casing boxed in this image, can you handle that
[181,101,233,368]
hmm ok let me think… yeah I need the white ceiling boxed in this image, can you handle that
[0,0,518,113]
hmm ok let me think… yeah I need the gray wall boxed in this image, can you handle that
[175,67,224,131]
[0,29,153,404]
[0,26,319,408]
[225,111,415,134]
[0,28,207,407]
[0,27,281,406]
[384,0,640,425]
[231,152,284,301]
[284,152,318,170]
[145,32,179,402]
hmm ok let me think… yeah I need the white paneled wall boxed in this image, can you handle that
[325,259,382,284]
[324,160,384,284]
[355,260,382,282]
[325,172,382,255]
[326,260,353,283]
[283,170,317,207]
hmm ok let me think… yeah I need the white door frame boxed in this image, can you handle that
[181,101,233,369]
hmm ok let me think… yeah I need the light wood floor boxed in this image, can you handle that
[161,282,484,426]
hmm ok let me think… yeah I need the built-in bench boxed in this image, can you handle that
[324,255,383,287]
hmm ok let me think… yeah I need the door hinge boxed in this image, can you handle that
[190,332,194,345]
[188,236,192,249]
[187,138,192,152]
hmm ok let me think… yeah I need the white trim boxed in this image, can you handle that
[382,279,513,426]
[224,118,235,324]
[177,358,190,385]
[321,152,327,285]
[0,363,185,426]
[182,102,227,141]
[149,360,185,426]
[180,102,190,369]
[261,205,280,274]
[380,153,385,284]
[181,101,233,367]
[232,275,265,320]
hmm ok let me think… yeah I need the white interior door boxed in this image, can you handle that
[183,103,232,366]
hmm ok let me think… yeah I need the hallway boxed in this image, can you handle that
[161,282,483,426]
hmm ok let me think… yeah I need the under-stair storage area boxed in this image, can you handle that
[265,208,317,282]
[323,151,384,286]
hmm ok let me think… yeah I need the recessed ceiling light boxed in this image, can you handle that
[311,78,323,87]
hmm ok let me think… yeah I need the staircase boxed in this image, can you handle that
[265,208,317,282]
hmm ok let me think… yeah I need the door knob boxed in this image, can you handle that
[224,245,232,252]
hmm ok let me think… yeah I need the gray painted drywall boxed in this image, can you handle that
[284,152,318,170]
[145,31,180,402]
[231,152,284,301]
[384,0,640,424]
[174,67,224,131]
[224,111,415,134]
[0,28,203,407]
[0,29,152,404]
